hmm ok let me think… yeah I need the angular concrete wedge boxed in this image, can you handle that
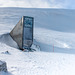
[10,16,34,50]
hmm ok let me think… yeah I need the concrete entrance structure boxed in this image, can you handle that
[10,16,34,50]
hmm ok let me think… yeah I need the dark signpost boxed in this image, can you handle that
[10,16,34,50]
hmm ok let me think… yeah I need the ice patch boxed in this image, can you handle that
[63,43,70,48]
[55,40,71,49]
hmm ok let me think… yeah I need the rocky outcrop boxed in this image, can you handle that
[0,60,7,72]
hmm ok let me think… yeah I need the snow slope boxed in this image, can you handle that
[0,8,75,75]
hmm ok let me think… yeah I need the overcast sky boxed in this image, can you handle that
[0,0,75,9]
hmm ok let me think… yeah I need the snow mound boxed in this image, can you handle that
[0,33,40,51]
[0,33,19,49]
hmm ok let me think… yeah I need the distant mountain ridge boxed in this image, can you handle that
[0,7,75,32]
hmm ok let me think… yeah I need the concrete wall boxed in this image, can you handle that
[10,17,23,49]
[10,16,34,50]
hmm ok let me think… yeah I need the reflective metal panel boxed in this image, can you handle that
[23,16,33,49]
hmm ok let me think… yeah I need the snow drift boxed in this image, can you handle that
[0,8,75,75]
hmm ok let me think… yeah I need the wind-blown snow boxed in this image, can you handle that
[0,8,75,75]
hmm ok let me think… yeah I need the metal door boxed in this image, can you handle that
[23,16,33,49]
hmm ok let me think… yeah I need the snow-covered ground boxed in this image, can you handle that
[0,8,75,75]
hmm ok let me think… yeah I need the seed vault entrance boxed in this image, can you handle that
[10,16,34,50]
